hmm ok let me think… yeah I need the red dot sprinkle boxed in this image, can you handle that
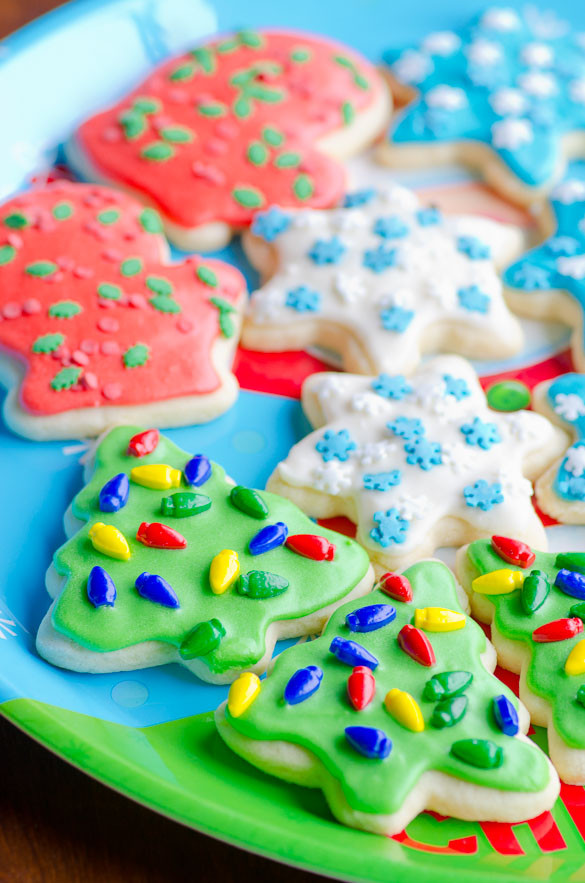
[82,372,99,390]
[73,266,94,279]
[2,302,21,320]
[97,317,119,333]
[22,298,41,315]
[128,294,147,309]
[71,350,90,366]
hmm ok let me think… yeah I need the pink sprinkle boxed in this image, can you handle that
[177,317,193,333]
[71,350,90,366]
[22,298,41,315]
[192,162,226,185]
[81,372,99,390]
[101,340,120,356]
[44,271,65,284]
[2,302,21,320]
[102,126,122,143]
[128,293,147,309]
[102,382,122,400]
[215,120,238,139]
[151,114,173,131]
[122,230,137,241]
[205,139,228,156]
[7,233,23,249]
[168,88,189,104]
[83,221,109,242]
[80,338,97,354]
[97,317,119,333]
[56,256,75,271]
[101,248,122,262]
[97,298,116,310]
[83,194,101,207]
[52,346,70,361]
[73,266,94,279]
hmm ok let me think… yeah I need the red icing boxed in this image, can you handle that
[0,182,244,416]
[76,30,384,230]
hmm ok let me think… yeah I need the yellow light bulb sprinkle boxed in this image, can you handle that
[472,569,524,596]
[414,607,466,633]
[210,549,240,595]
[130,464,182,490]
[384,688,424,732]
[227,672,261,718]
[565,639,585,676]
[89,522,130,561]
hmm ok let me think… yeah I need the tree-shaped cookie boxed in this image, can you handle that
[0,182,246,440]
[38,425,374,683]
[216,559,559,835]
[71,30,390,251]
[504,162,585,370]
[379,6,585,204]
[242,185,524,375]
[267,355,567,571]
[457,536,585,783]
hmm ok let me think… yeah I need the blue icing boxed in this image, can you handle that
[416,206,442,226]
[545,373,585,502]
[384,8,585,187]
[443,374,471,400]
[373,216,410,239]
[460,416,501,449]
[370,508,409,546]
[363,244,399,273]
[387,416,425,441]
[457,235,491,260]
[343,189,377,207]
[404,438,442,470]
[545,236,581,256]
[371,374,412,399]
[457,285,490,313]
[285,285,321,312]
[463,480,504,511]
[315,429,357,462]
[308,236,346,265]
[380,305,414,332]
[251,206,291,242]
[363,471,402,491]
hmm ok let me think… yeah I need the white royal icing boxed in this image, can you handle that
[391,49,432,84]
[521,42,554,68]
[565,445,585,477]
[552,179,585,205]
[491,118,533,150]
[489,88,528,117]
[421,31,461,57]
[425,85,468,111]
[517,71,557,98]
[481,7,521,32]
[556,255,585,280]
[466,39,502,66]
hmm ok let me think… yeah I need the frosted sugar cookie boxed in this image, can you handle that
[0,182,245,440]
[379,7,585,205]
[457,536,585,783]
[38,425,374,683]
[216,559,559,834]
[242,185,524,375]
[267,355,568,571]
[69,30,390,251]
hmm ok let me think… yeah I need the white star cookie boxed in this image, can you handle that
[267,355,568,571]
[241,187,524,375]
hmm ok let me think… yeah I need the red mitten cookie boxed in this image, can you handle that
[70,29,390,251]
[0,181,245,440]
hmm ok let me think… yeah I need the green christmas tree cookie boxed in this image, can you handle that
[38,425,374,683]
[457,535,585,784]
[216,560,558,835]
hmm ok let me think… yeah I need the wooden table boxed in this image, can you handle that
[0,4,323,880]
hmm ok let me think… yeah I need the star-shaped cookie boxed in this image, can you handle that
[242,185,524,375]
[380,6,585,204]
[267,355,568,571]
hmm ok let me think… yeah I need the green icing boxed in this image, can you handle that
[293,174,314,201]
[169,62,196,81]
[146,275,173,296]
[149,295,181,314]
[0,244,16,265]
[97,209,120,225]
[209,296,236,338]
[262,126,284,147]
[274,152,300,169]
[4,211,29,228]
[341,100,355,125]
[140,142,175,162]
[119,109,146,140]
[123,343,149,368]
[226,561,551,815]
[160,126,193,143]
[290,47,311,63]
[133,96,161,114]
[190,46,215,74]
[119,257,143,277]
[247,141,268,166]
[332,54,369,90]
[197,102,227,118]
[51,426,370,676]
[196,266,218,288]
[232,187,264,209]
[52,202,73,220]
[138,208,163,234]
[462,539,585,750]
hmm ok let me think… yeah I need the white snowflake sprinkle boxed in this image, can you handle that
[554,393,585,422]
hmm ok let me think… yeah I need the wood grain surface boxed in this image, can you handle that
[0,4,324,881]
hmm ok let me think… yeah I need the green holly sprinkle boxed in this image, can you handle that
[197,265,218,288]
[123,343,150,368]
[290,47,311,63]
[149,294,181,314]
[293,174,314,201]
[232,186,264,208]
[342,100,355,125]
[51,366,82,391]
[32,332,65,354]
[190,47,215,74]
[160,126,193,143]
[333,55,369,90]
[262,125,284,147]
[247,141,268,166]
[119,257,143,277]
[169,62,196,81]
[146,276,173,296]
[0,245,16,265]
[210,296,236,338]
[133,96,161,114]
[274,151,301,168]
[52,202,73,220]
[238,29,263,48]
[140,142,175,162]
[4,212,29,229]
[26,260,58,277]
[118,109,146,140]
[97,283,122,300]
[49,300,82,319]
[97,209,120,225]
[138,208,164,234]
[233,96,251,118]
[197,101,227,117]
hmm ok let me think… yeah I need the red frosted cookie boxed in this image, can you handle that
[0,181,245,440]
[69,29,391,251]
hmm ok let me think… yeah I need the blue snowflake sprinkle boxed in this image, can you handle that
[460,417,501,450]
[285,285,321,312]
[388,416,425,441]
[250,207,291,242]
[457,236,491,261]
[457,285,490,314]
[380,306,414,332]
[558,475,585,500]
[308,236,346,265]
[416,207,441,226]
[315,429,357,462]
[371,374,412,400]
[343,189,376,207]
[546,236,580,256]
[363,244,398,273]
[373,215,410,239]
[363,470,402,491]
[443,374,470,401]
[370,508,409,547]
[508,263,551,290]
[463,480,504,511]
[404,438,442,470]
